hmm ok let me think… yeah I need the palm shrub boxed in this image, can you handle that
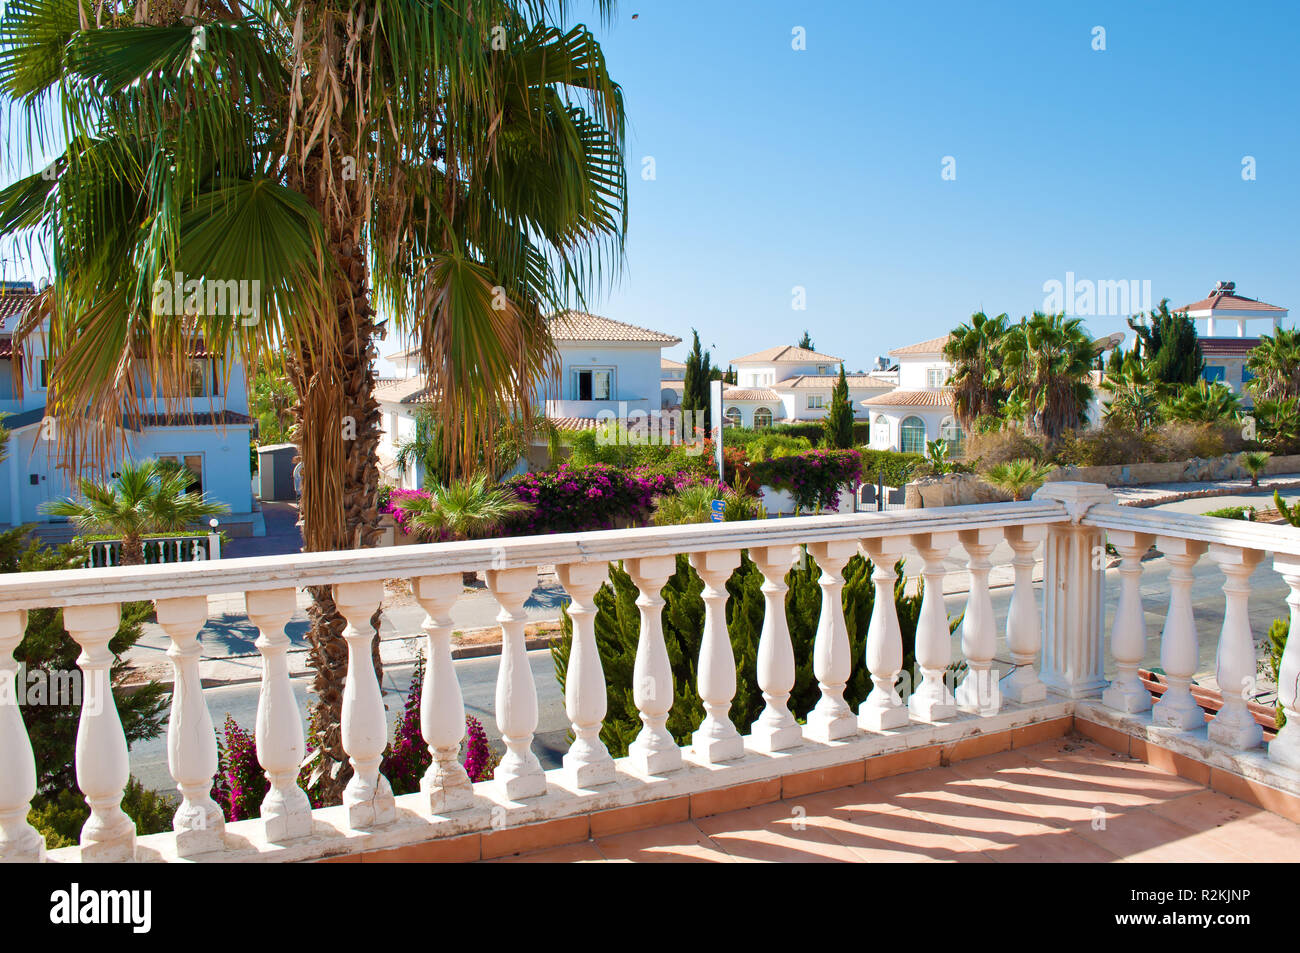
[552,552,942,758]
[652,485,762,526]
[984,458,1058,501]
[396,476,533,542]
[743,433,813,462]
[1240,451,1271,487]
[1275,492,1300,527]
[1161,380,1241,424]
[944,311,1009,429]
[41,460,229,565]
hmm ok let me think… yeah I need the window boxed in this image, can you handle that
[1241,366,1255,383]
[36,359,48,390]
[871,414,890,448]
[573,367,613,401]
[900,416,926,454]
[156,359,210,398]
[158,454,204,494]
[817,365,829,375]
[753,407,773,429]
[807,394,825,409]
[1202,365,1226,383]
[939,415,965,454]
[927,368,947,389]
[0,365,14,400]
[723,406,742,428]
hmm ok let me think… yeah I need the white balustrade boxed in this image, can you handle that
[0,609,43,862]
[412,574,475,813]
[624,555,682,775]
[955,528,1001,715]
[1000,524,1048,704]
[688,549,744,763]
[804,540,859,741]
[556,562,616,788]
[156,595,225,855]
[334,579,396,828]
[748,545,801,752]
[486,567,547,798]
[1151,537,1209,731]
[908,532,958,722]
[246,587,313,841]
[1101,531,1155,713]
[1207,546,1265,749]
[860,537,910,730]
[1270,559,1300,770]
[65,602,135,861]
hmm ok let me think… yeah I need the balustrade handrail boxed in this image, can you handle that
[1081,502,1300,556]
[0,498,1069,611]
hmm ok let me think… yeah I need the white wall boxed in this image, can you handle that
[897,355,951,390]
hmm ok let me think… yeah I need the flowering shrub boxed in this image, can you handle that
[212,715,267,822]
[749,448,863,512]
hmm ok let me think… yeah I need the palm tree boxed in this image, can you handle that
[1246,328,1300,403]
[396,404,559,485]
[984,458,1057,501]
[0,0,626,800]
[998,312,1095,441]
[1162,380,1241,424]
[400,477,533,541]
[41,460,229,565]
[1100,360,1163,430]
[1240,451,1271,487]
[1253,397,1300,451]
[943,312,1009,429]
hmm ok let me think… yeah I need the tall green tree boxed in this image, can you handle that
[822,363,854,448]
[1128,299,1204,387]
[0,0,627,800]
[681,328,713,432]
[1246,328,1300,404]
[797,330,814,350]
[943,312,1009,428]
[999,312,1095,440]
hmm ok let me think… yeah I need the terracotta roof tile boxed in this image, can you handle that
[730,345,843,364]
[888,335,952,357]
[548,311,680,344]
[862,388,954,408]
[374,376,435,405]
[722,387,781,400]
[1199,337,1261,357]
[1181,293,1286,314]
[661,357,686,369]
[779,374,895,389]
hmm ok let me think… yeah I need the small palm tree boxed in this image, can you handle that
[41,460,229,566]
[652,485,762,525]
[1240,451,1272,487]
[400,477,533,542]
[984,458,1058,501]
[1161,380,1242,423]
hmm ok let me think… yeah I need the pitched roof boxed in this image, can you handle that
[130,410,252,430]
[0,290,37,327]
[374,376,435,405]
[548,310,680,344]
[730,345,843,364]
[1199,337,1261,357]
[778,373,895,390]
[661,357,685,369]
[888,335,952,357]
[1181,293,1286,314]
[721,387,781,401]
[661,379,684,391]
[862,388,954,408]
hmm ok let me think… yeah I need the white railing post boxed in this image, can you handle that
[860,538,910,730]
[1269,559,1300,770]
[956,527,1002,715]
[748,545,801,752]
[334,579,396,828]
[1034,482,1113,698]
[1101,530,1155,713]
[624,555,682,775]
[64,602,135,861]
[1151,537,1209,730]
[688,549,744,763]
[245,587,313,842]
[208,519,221,560]
[156,595,225,856]
[804,540,859,741]
[1207,545,1265,749]
[486,567,547,799]
[908,531,958,722]
[556,562,616,788]
[0,609,44,862]
[1000,524,1048,704]
[412,574,474,813]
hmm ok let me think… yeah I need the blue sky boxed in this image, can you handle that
[575,0,1299,369]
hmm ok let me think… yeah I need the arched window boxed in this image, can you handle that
[939,415,964,454]
[753,407,773,429]
[900,415,926,454]
[723,406,743,428]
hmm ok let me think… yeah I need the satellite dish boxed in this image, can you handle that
[1090,331,1125,355]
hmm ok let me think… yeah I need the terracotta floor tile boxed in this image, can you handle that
[1146,790,1300,861]
[485,841,608,863]
[594,821,735,863]
[694,800,862,863]
[821,805,995,862]
[1070,806,1231,862]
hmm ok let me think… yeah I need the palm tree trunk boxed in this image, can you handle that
[119,534,145,567]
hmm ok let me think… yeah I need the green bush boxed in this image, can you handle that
[1202,506,1255,521]
[29,778,174,849]
[567,430,714,479]
[856,448,928,485]
[726,421,871,448]
[743,433,812,462]
[552,552,955,758]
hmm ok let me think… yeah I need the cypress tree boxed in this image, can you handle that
[681,329,713,432]
[822,363,854,448]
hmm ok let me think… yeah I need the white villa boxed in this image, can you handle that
[1182,283,1290,402]
[0,283,258,532]
[377,311,681,487]
[718,345,893,429]
[864,335,963,454]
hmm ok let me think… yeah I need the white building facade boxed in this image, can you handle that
[722,345,893,429]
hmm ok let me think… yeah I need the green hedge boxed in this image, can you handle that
[857,448,928,485]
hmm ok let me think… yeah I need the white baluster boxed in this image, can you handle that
[1207,546,1265,749]
[1000,524,1048,704]
[412,574,474,813]
[956,528,1002,715]
[1269,560,1300,770]
[65,602,135,861]
[688,549,744,763]
[1102,531,1155,713]
[1151,537,1209,730]
[246,587,312,841]
[156,596,225,855]
[334,579,395,828]
[486,567,547,799]
[624,555,682,775]
[0,609,43,862]
[556,562,616,788]
[860,538,910,730]
[908,532,958,722]
[804,540,860,741]
[748,545,802,752]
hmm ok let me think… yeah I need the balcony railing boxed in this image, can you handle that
[1,481,1299,862]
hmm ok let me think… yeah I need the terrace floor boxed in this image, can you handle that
[484,736,1300,863]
